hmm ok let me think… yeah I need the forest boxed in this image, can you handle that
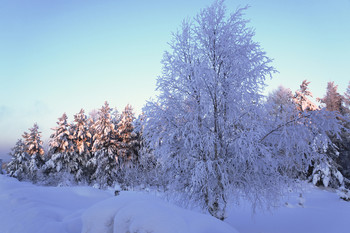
[4,1,350,222]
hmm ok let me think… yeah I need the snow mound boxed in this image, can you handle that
[82,192,238,233]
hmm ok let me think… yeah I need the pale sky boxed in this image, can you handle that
[1,0,349,160]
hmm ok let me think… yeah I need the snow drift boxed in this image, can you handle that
[0,175,237,233]
[82,192,237,233]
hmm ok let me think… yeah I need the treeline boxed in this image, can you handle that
[6,102,147,189]
[5,79,350,213]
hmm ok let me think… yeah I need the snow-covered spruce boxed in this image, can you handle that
[319,81,347,114]
[116,104,139,168]
[71,109,92,182]
[312,157,344,188]
[337,187,350,201]
[319,81,350,186]
[88,101,119,188]
[23,123,45,182]
[43,113,77,183]
[7,124,45,182]
[112,105,142,188]
[293,80,319,112]
[6,139,30,180]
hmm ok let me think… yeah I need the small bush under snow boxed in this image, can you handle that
[337,188,350,201]
[311,159,344,188]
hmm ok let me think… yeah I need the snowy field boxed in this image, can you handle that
[0,175,349,233]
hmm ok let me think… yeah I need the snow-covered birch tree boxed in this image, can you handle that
[266,86,294,116]
[144,0,277,220]
[143,0,343,220]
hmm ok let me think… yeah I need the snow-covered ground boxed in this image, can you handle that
[227,184,350,233]
[0,175,236,233]
[0,175,349,233]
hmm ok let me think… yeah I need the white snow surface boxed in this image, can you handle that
[227,185,350,233]
[1,175,349,233]
[0,175,236,233]
[81,192,236,233]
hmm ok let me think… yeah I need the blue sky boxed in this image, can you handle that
[1,0,349,160]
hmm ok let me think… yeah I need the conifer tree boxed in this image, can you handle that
[291,81,344,188]
[45,113,75,177]
[72,109,92,155]
[117,104,139,167]
[340,83,350,182]
[88,101,118,188]
[133,113,146,162]
[24,123,45,182]
[320,81,345,114]
[131,113,160,188]
[319,82,350,186]
[87,110,97,150]
[6,139,29,181]
[49,113,73,154]
[71,109,92,181]
[293,80,319,112]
